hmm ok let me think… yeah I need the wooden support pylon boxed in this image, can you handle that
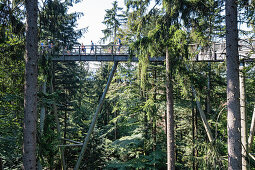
[74,61,118,170]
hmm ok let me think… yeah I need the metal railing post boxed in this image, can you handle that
[79,45,81,61]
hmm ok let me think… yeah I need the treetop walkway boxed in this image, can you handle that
[46,39,255,169]
[50,45,164,62]
[49,39,255,62]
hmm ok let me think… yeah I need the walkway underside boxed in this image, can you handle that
[52,54,255,62]
[52,54,165,62]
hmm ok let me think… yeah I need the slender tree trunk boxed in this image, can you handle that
[166,47,175,170]
[40,80,46,134]
[192,93,197,170]
[206,63,211,114]
[248,106,255,150]
[226,0,242,169]
[64,110,67,144]
[0,157,3,170]
[23,0,38,169]
[50,65,66,170]
[114,111,117,140]
[240,63,247,170]
[153,68,157,169]
[38,80,46,169]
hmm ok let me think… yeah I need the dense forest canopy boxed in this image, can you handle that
[1,0,255,169]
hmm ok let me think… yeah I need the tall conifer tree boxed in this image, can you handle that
[225,0,241,169]
[23,0,38,169]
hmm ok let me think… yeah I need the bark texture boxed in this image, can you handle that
[240,64,247,170]
[226,0,242,169]
[23,0,38,169]
[166,47,175,170]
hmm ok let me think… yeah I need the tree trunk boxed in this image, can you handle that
[191,86,214,142]
[114,111,117,140]
[23,0,38,169]
[248,106,255,150]
[153,68,157,169]
[0,157,3,170]
[166,47,175,170]
[206,63,211,114]
[192,93,198,170]
[40,80,46,134]
[50,66,66,170]
[226,0,242,169]
[240,63,247,170]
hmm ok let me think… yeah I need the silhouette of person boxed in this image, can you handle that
[81,43,85,53]
[90,40,94,54]
[118,38,122,52]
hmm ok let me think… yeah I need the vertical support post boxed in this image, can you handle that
[74,62,118,170]
[206,62,211,115]
[62,46,64,56]
[195,44,198,61]
[240,61,247,170]
[95,45,97,61]
[79,46,81,61]
[213,42,216,60]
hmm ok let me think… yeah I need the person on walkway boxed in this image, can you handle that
[90,40,94,54]
[81,43,85,53]
[48,42,53,53]
[118,38,122,53]
[41,42,44,48]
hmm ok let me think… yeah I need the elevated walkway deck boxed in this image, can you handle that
[49,40,255,62]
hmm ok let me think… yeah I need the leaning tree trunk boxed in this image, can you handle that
[23,0,38,169]
[166,47,175,170]
[226,0,242,169]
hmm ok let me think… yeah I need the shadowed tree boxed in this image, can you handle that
[23,0,38,169]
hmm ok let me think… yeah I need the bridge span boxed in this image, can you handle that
[49,40,255,62]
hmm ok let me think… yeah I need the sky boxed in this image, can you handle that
[68,0,126,45]
[68,0,253,45]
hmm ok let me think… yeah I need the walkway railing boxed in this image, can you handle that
[55,45,130,56]
[42,40,255,62]
[189,39,255,61]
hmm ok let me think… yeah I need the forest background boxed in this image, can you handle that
[1,0,255,169]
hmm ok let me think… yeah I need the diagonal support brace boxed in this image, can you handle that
[74,61,118,170]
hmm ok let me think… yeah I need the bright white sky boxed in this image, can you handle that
[68,0,125,45]
[68,1,252,45]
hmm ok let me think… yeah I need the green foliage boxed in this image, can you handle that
[101,1,127,43]
[0,5,24,167]
[1,0,255,169]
